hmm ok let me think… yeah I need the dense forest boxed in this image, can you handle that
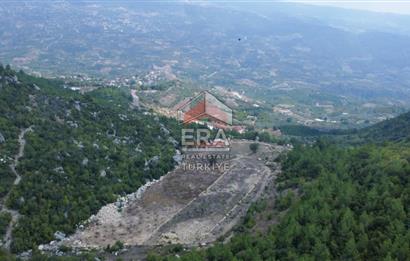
[0,66,182,253]
[147,140,410,260]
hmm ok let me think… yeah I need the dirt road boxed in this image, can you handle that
[0,126,33,250]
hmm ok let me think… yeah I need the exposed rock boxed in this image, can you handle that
[118,114,128,121]
[168,137,179,147]
[145,156,160,167]
[173,150,183,165]
[17,250,32,259]
[31,84,41,91]
[73,139,84,149]
[0,132,5,143]
[29,95,38,107]
[135,143,143,153]
[54,231,66,241]
[67,121,79,128]
[115,201,123,209]
[82,158,89,166]
[4,75,19,85]
[159,232,180,245]
[100,170,107,177]
[74,101,81,112]
[160,124,170,135]
[54,166,65,175]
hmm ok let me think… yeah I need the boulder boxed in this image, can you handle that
[53,166,65,174]
[82,158,89,166]
[54,231,66,241]
[145,155,160,167]
[173,150,183,165]
[4,75,18,85]
[160,124,170,135]
[31,84,41,91]
[74,101,81,112]
[168,137,179,147]
[0,132,5,143]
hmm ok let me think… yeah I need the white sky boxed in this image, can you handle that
[292,0,410,15]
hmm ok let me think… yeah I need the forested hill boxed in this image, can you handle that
[358,111,410,143]
[147,113,410,260]
[150,143,410,261]
[278,110,410,145]
[0,65,181,253]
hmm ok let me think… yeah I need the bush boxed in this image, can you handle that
[105,240,124,253]
[249,143,259,153]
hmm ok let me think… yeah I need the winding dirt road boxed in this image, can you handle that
[0,126,33,250]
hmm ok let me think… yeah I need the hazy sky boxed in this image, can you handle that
[294,0,410,15]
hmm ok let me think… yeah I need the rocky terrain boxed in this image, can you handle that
[40,140,286,254]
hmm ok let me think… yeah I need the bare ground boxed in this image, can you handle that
[60,140,285,254]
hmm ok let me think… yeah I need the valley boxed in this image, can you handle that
[2,2,410,129]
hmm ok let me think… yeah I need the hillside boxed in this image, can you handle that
[144,112,410,260]
[0,65,181,253]
[358,111,410,143]
[150,140,410,261]
[0,70,408,260]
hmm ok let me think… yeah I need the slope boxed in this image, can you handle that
[0,65,181,253]
[358,111,410,143]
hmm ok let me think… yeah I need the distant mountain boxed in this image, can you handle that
[222,2,410,35]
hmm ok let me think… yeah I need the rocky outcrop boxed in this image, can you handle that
[173,150,182,165]
[144,155,160,170]
[168,137,179,147]
[0,132,5,144]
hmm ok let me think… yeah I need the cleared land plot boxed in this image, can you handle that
[62,140,284,249]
